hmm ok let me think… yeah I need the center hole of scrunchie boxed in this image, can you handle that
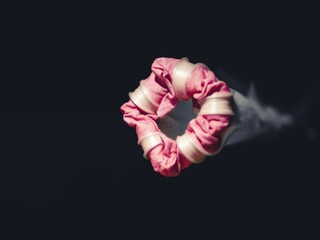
[157,100,197,140]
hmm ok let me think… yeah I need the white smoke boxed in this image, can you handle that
[225,83,295,146]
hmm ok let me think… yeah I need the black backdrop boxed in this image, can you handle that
[1,2,319,238]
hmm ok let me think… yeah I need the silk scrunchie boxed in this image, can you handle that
[120,57,234,177]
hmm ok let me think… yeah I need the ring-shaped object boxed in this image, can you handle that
[120,57,235,177]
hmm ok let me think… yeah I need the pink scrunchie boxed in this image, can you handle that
[120,57,233,177]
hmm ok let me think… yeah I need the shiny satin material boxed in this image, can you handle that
[129,81,158,114]
[120,57,234,177]
[138,132,162,159]
[176,133,206,164]
[198,92,234,116]
[172,58,197,100]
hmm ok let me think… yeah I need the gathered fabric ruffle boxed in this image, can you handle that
[120,57,233,177]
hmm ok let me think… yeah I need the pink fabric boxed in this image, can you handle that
[120,57,233,177]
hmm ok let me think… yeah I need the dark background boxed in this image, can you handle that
[1,2,319,238]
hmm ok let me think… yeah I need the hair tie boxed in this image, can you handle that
[120,57,235,177]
